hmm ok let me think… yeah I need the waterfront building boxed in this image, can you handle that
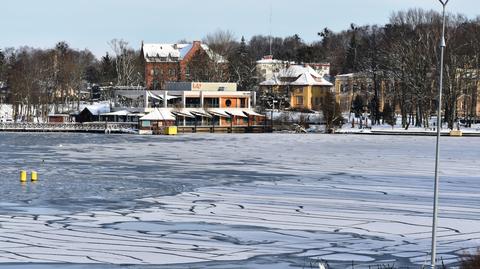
[135,82,265,134]
[256,55,330,82]
[141,41,226,90]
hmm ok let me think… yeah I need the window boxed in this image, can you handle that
[225,99,232,107]
[204,98,219,108]
[169,68,175,76]
[296,96,304,106]
[185,98,200,108]
[141,120,151,127]
[240,98,246,108]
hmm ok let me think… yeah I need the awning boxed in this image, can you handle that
[146,91,180,101]
[243,109,265,117]
[189,108,212,118]
[207,108,230,118]
[171,109,195,118]
[225,108,248,118]
[140,108,176,121]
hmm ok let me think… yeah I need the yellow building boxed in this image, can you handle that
[259,65,334,111]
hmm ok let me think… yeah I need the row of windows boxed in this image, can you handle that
[150,68,177,77]
[295,96,325,106]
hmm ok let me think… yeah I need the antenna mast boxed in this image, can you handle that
[269,3,273,56]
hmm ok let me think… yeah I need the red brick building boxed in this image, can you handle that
[142,41,224,90]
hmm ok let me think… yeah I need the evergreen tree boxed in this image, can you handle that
[344,24,359,73]
[100,53,117,84]
[352,95,366,117]
[383,102,396,128]
[228,36,256,90]
[321,91,344,132]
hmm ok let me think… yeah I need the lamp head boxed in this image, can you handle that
[438,0,449,6]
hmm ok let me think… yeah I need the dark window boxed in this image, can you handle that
[185,98,200,108]
[204,98,219,108]
[240,98,246,108]
[225,99,232,107]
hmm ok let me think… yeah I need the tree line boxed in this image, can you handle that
[1,8,479,126]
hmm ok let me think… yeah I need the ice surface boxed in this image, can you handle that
[0,133,479,268]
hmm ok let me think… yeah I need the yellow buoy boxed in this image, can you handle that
[20,170,27,182]
[31,171,38,181]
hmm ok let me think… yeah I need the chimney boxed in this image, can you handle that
[193,40,201,47]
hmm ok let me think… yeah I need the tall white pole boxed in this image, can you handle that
[431,1,448,268]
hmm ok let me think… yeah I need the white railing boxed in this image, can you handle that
[0,122,138,133]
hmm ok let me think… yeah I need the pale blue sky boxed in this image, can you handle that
[1,0,478,58]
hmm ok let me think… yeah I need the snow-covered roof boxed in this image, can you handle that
[260,65,333,87]
[143,44,181,60]
[335,73,355,78]
[256,58,287,64]
[259,76,284,86]
[140,108,175,121]
[290,73,334,86]
[278,65,322,79]
[143,42,225,63]
[79,103,110,115]
[101,110,130,116]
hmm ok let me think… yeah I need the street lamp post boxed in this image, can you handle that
[431,0,448,268]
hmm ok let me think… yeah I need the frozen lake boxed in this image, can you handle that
[0,133,479,268]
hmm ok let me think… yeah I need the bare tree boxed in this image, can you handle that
[108,39,142,86]
[203,29,237,57]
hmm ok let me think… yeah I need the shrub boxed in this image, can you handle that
[460,250,480,269]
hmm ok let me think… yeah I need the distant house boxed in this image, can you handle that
[74,103,110,123]
[0,104,13,123]
[138,108,176,135]
[256,55,331,82]
[141,41,225,90]
[256,55,290,82]
[48,114,71,123]
[259,65,334,111]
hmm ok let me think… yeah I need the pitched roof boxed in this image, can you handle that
[260,65,333,87]
[140,108,175,121]
[143,44,181,59]
[142,42,225,63]
[290,73,333,86]
[79,103,110,115]
[278,65,322,79]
